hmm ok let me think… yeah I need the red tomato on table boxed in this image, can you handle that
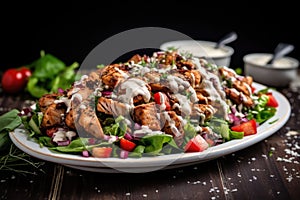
[1,67,31,94]
[1,66,31,94]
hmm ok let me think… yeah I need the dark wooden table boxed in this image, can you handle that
[1,84,300,200]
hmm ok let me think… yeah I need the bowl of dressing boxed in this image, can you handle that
[160,40,234,67]
[243,53,299,87]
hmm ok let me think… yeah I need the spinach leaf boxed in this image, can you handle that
[140,134,178,155]
[26,51,80,98]
[0,109,22,132]
[0,109,22,151]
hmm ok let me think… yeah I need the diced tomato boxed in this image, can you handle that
[231,119,257,136]
[251,85,256,93]
[120,138,136,152]
[266,92,278,107]
[184,134,209,152]
[153,92,171,111]
[92,147,112,158]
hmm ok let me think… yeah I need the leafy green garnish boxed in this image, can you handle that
[139,134,180,155]
[103,116,127,137]
[0,109,44,174]
[248,94,276,124]
[26,50,80,98]
[0,109,22,133]
[206,117,231,141]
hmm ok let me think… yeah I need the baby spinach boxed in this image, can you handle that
[26,50,80,98]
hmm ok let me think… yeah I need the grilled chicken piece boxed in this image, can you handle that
[39,93,60,113]
[242,76,253,86]
[65,108,76,129]
[101,64,129,89]
[195,88,211,104]
[144,71,161,83]
[128,54,142,63]
[149,82,170,93]
[191,104,216,122]
[176,59,195,70]
[232,81,252,96]
[133,102,161,131]
[160,111,185,146]
[190,70,202,88]
[156,51,178,66]
[225,88,254,107]
[178,69,202,88]
[218,66,236,79]
[69,87,94,106]
[133,95,147,106]
[127,54,150,64]
[88,70,102,83]
[219,66,253,96]
[41,103,66,128]
[97,97,131,117]
[77,105,104,139]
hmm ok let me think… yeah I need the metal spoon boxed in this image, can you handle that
[266,43,294,65]
[215,31,238,49]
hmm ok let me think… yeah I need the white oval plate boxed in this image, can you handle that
[9,83,290,173]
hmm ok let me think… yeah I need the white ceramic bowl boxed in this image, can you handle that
[243,53,299,87]
[160,40,234,67]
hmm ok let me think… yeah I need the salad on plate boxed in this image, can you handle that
[18,49,278,159]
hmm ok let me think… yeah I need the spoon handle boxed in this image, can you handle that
[267,43,294,64]
[215,31,238,49]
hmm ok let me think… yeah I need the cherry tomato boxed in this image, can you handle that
[1,67,31,94]
[19,66,32,79]
[1,68,25,94]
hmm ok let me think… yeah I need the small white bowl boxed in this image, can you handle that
[243,53,299,87]
[160,40,234,67]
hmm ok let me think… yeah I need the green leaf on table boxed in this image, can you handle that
[0,109,22,132]
[0,109,22,151]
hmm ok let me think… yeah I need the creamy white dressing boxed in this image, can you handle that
[194,58,229,120]
[162,111,182,137]
[117,78,151,106]
[133,125,163,136]
[166,75,190,93]
[178,43,229,58]
[54,97,71,113]
[74,75,88,86]
[115,67,129,79]
[71,93,83,103]
[174,93,191,116]
[53,130,76,142]
[156,66,172,74]
[108,135,118,143]
[190,72,195,88]
[229,88,248,105]
[250,55,296,68]
[158,92,166,111]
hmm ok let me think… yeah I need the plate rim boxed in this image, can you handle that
[9,82,291,172]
